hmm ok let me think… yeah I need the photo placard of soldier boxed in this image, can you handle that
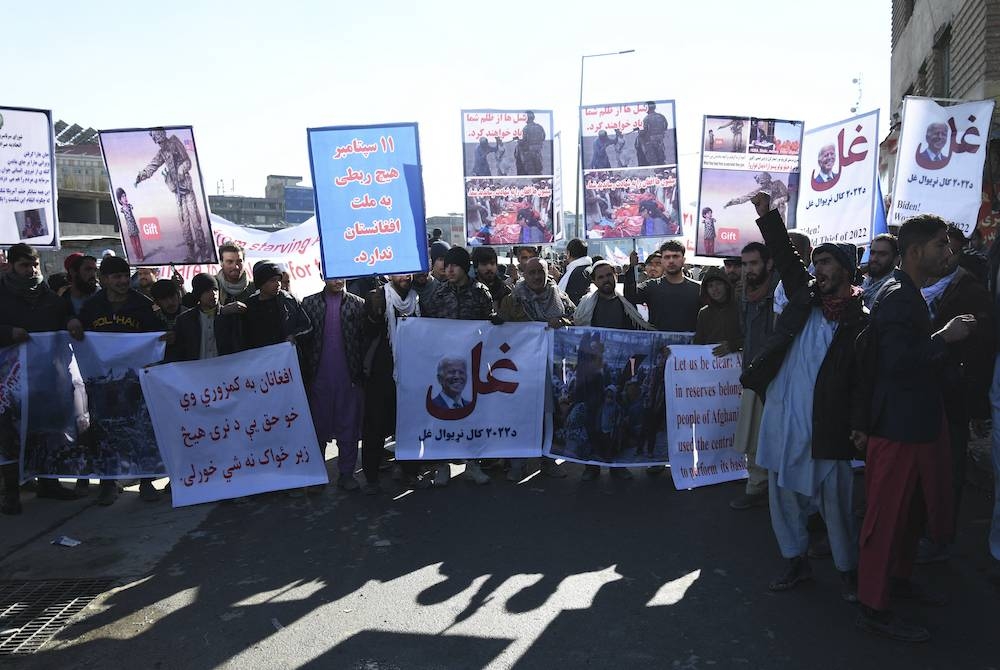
[98,126,217,265]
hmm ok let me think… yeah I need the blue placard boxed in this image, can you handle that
[307,122,429,279]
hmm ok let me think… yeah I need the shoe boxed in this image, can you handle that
[807,534,832,559]
[337,474,360,492]
[914,537,950,565]
[581,465,600,481]
[432,465,450,488]
[610,468,633,480]
[362,482,381,496]
[890,578,948,606]
[1,493,21,515]
[36,479,79,500]
[96,481,119,507]
[840,570,858,603]
[464,461,490,485]
[646,466,665,477]
[507,462,527,482]
[855,607,930,642]
[729,491,768,510]
[138,480,160,502]
[540,459,566,478]
[768,556,813,591]
[75,479,90,497]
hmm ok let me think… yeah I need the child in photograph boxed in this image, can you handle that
[116,187,144,262]
[702,207,717,255]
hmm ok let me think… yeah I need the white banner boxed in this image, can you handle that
[21,332,165,479]
[0,107,57,247]
[139,343,327,507]
[889,96,995,236]
[665,345,748,489]
[151,214,324,299]
[796,110,880,245]
[395,319,548,460]
[0,344,26,466]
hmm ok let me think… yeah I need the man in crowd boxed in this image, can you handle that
[731,241,778,510]
[411,267,438,303]
[238,261,311,352]
[0,244,82,513]
[499,257,574,480]
[151,279,183,361]
[134,267,158,300]
[63,253,98,317]
[558,238,592,306]
[624,240,701,333]
[862,233,900,309]
[856,214,977,642]
[642,251,663,281]
[420,246,495,485]
[173,273,235,362]
[723,256,743,296]
[741,193,866,600]
[302,278,366,492]
[917,225,994,564]
[217,243,255,310]
[472,246,511,311]
[574,260,655,481]
[78,255,164,506]
[362,274,420,494]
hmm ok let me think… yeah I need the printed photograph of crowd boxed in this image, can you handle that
[465,178,554,246]
[583,167,681,239]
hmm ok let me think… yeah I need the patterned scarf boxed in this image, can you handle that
[820,285,863,322]
[216,270,249,298]
[384,282,419,356]
[512,278,565,321]
[744,278,772,303]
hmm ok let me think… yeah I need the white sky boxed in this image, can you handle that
[3,0,891,216]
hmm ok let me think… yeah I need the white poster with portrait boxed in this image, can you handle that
[796,110,880,245]
[0,106,57,247]
[889,96,995,236]
[394,318,548,460]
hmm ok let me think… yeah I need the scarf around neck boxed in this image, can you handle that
[512,278,565,321]
[820,285,863,322]
[384,282,419,356]
[744,278,772,304]
[216,270,249,298]
[3,270,45,303]
[921,267,960,319]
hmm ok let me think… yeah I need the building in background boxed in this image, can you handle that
[889,0,1000,243]
[264,175,315,224]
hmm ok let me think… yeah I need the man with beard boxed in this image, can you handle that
[78,255,165,506]
[575,260,655,481]
[558,239,592,306]
[624,240,700,333]
[740,193,866,601]
[301,278,366,492]
[472,246,511,312]
[730,241,778,510]
[64,253,98,317]
[856,215,977,642]
[862,234,899,309]
[723,256,743,295]
[362,274,420,493]
[411,268,438,303]
[0,244,83,513]
[499,257,573,480]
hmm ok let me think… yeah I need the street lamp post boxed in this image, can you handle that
[575,49,635,242]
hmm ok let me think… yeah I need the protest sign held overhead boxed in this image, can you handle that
[395,318,548,461]
[697,115,803,257]
[98,126,216,266]
[462,110,555,246]
[665,345,747,489]
[796,110,881,245]
[581,100,681,240]
[308,123,429,279]
[889,96,995,236]
[140,343,328,507]
[546,327,692,468]
[21,332,166,480]
[0,106,57,247]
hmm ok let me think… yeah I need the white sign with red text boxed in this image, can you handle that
[395,318,548,460]
[890,96,995,236]
[139,343,328,506]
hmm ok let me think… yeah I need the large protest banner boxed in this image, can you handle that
[308,123,428,279]
[140,343,327,507]
[697,115,803,257]
[665,345,747,489]
[0,106,57,247]
[889,96,995,236]
[581,101,681,240]
[545,328,692,467]
[98,126,216,266]
[796,110,881,245]
[395,319,547,460]
[0,345,26,467]
[462,110,555,246]
[21,333,166,480]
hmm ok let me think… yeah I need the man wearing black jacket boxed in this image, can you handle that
[172,273,236,362]
[856,214,976,642]
[741,194,867,600]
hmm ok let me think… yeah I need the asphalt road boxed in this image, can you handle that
[8,459,1000,670]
